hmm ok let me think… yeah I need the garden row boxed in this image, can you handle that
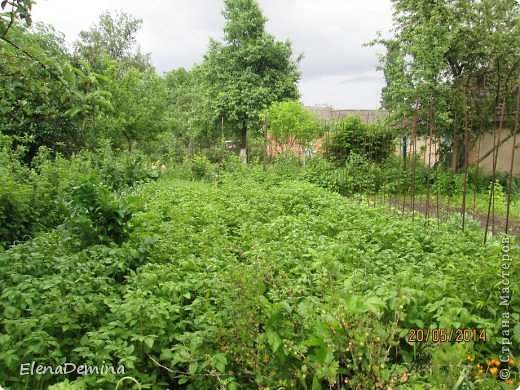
[1,167,518,388]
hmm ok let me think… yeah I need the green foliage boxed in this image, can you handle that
[92,63,168,152]
[264,100,320,152]
[87,141,158,191]
[0,136,157,249]
[189,154,218,181]
[433,167,465,196]
[61,178,132,249]
[0,23,108,159]
[0,0,33,35]
[200,0,301,154]
[161,66,214,160]
[1,169,518,388]
[302,153,520,220]
[73,10,150,72]
[373,0,520,169]
[323,116,395,166]
[1,2,519,388]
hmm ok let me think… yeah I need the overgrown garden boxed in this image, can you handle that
[0,0,519,388]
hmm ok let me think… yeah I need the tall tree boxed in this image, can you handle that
[200,0,301,161]
[73,11,151,72]
[374,0,520,170]
[94,62,167,152]
[163,66,213,159]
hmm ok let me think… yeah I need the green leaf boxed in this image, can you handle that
[312,374,322,390]
[266,329,281,353]
[144,336,154,349]
[65,107,81,117]
[188,362,198,375]
[212,353,227,373]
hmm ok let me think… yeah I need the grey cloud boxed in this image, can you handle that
[338,73,383,85]
[32,0,393,108]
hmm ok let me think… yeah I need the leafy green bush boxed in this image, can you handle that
[305,155,403,196]
[0,136,157,249]
[86,141,158,191]
[61,177,132,248]
[323,116,395,166]
[190,154,218,180]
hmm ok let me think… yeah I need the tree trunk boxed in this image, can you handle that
[451,135,459,172]
[123,132,133,152]
[239,121,247,163]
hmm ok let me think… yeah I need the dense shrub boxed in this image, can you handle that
[61,177,132,249]
[190,154,218,180]
[322,116,395,166]
[0,136,158,249]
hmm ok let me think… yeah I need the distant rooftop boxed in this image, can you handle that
[306,106,388,124]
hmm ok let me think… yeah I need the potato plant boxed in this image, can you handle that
[0,171,518,389]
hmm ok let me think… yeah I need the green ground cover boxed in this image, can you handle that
[0,170,519,389]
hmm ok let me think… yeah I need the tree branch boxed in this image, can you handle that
[476,131,516,164]
[0,34,69,89]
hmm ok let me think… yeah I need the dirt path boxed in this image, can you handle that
[387,197,520,238]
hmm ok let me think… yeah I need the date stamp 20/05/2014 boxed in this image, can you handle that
[408,328,487,343]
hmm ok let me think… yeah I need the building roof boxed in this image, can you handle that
[306,106,388,124]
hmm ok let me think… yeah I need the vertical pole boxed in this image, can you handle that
[462,88,470,232]
[473,138,481,214]
[506,83,520,234]
[395,135,403,214]
[360,133,366,203]
[435,137,440,228]
[447,124,457,223]
[461,124,470,232]
[426,101,434,224]
[411,116,418,220]
[263,115,268,171]
[484,99,506,244]
[380,132,386,208]
[402,129,413,215]
[221,116,225,155]
[367,128,372,206]
[402,137,407,214]
[401,134,408,214]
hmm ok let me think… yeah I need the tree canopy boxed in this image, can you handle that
[200,0,301,160]
[374,0,520,170]
[93,63,167,152]
[0,2,108,160]
[264,100,320,153]
[73,11,151,72]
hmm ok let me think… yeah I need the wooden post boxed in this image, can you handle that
[411,116,418,220]
[462,88,470,232]
[484,99,506,243]
[473,138,481,214]
[506,82,520,234]
[426,101,434,224]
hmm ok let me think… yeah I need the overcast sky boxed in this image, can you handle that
[32,0,394,109]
